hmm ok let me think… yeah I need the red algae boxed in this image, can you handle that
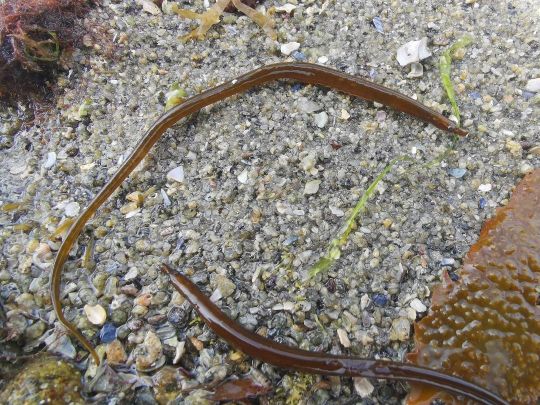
[407,169,540,405]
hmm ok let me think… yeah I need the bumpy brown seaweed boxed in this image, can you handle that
[407,169,540,405]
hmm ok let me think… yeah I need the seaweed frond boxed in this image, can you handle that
[172,0,276,42]
[439,36,473,125]
[308,156,412,278]
[0,0,93,101]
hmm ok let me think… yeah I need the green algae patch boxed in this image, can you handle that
[0,355,83,405]
[440,36,473,125]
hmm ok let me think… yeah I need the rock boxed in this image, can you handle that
[43,152,57,169]
[100,323,117,343]
[237,169,248,184]
[525,78,540,93]
[353,377,374,397]
[280,42,300,56]
[407,62,424,78]
[448,168,467,178]
[167,166,184,183]
[214,274,236,298]
[274,3,296,13]
[313,111,329,128]
[304,180,321,195]
[396,37,431,66]
[0,356,83,404]
[84,304,107,325]
[389,317,411,341]
[337,328,351,348]
[409,298,427,313]
[372,293,387,307]
[478,183,492,192]
[106,339,127,364]
[135,330,162,371]
[506,139,522,157]
[64,202,80,217]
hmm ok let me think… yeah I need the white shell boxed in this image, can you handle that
[64,202,80,217]
[396,37,432,66]
[84,304,107,325]
[353,377,375,397]
[166,166,184,183]
[275,4,296,13]
[525,78,540,92]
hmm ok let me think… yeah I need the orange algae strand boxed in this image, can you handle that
[407,169,540,405]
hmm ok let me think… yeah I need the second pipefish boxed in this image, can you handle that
[51,62,467,367]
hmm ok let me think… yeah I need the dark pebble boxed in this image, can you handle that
[99,323,117,343]
[167,305,189,328]
[372,293,388,307]
[479,197,487,209]
[291,83,303,92]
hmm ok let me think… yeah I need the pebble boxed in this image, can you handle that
[136,330,163,371]
[478,183,492,192]
[317,55,328,64]
[106,339,127,364]
[304,180,321,195]
[43,152,57,169]
[237,169,248,184]
[441,258,455,266]
[479,197,488,209]
[389,317,411,341]
[448,168,467,178]
[100,323,117,343]
[64,202,80,217]
[292,50,306,61]
[407,62,424,78]
[214,274,236,298]
[340,109,350,120]
[525,78,540,92]
[280,42,300,56]
[353,377,375,397]
[84,303,107,325]
[409,298,427,313]
[24,320,46,340]
[372,293,387,307]
[506,139,522,157]
[167,166,184,183]
[337,328,351,348]
[313,111,329,128]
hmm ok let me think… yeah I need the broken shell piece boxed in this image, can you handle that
[64,202,80,217]
[167,166,184,183]
[84,304,107,325]
[525,78,540,93]
[275,4,296,13]
[407,62,424,78]
[396,37,431,66]
[281,42,300,56]
[43,152,57,169]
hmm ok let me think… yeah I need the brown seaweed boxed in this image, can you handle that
[407,169,540,405]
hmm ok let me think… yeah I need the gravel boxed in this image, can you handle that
[0,0,539,403]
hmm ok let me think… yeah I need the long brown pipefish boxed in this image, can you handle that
[161,264,507,405]
[51,62,467,367]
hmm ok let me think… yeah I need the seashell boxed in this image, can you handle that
[166,166,184,183]
[32,243,53,269]
[396,37,431,66]
[84,304,107,325]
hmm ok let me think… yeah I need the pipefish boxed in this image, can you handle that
[51,63,467,366]
[161,264,508,405]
